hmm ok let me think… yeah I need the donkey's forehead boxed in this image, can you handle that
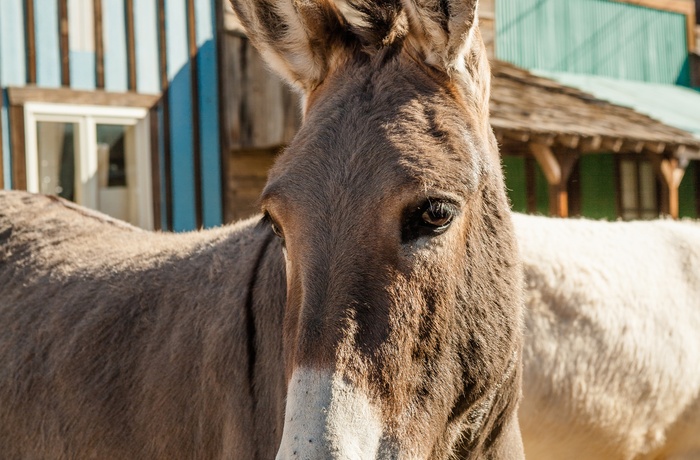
[265,56,485,203]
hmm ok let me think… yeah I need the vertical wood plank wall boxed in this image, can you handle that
[0,0,28,189]
[194,0,223,228]
[166,0,197,231]
[34,0,62,88]
[0,0,225,232]
[68,0,97,90]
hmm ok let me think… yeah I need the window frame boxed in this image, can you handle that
[8,87,161,230]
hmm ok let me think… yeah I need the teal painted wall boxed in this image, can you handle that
[496,0,690,85]
[502,157,527,213]
[579,154,617,219]
[501,156,550,215]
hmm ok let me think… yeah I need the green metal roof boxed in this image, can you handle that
[534,71,700,140]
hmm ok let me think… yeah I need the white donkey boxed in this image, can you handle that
[516,213,700,460]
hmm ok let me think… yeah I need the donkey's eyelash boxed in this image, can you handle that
[257,212,273,231]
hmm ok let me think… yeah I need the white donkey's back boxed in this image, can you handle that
[515,214,700,460]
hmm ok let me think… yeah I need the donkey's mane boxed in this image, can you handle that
[341,0,408,49]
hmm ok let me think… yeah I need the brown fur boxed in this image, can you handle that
[0,0,524,457]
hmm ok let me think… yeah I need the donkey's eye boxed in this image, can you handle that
[402,199,457,243]
[261,213,285,241]
[422,202,453,227]
[270,221,284,239]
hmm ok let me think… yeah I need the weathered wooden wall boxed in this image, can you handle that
[479,0,495,57]
[224,147,279,222]
[219,3,301,222]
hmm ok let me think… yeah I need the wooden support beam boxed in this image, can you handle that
[644,141,666,154]
[504,130,530,143]
[651,156,686,219]
[531,133,555,146]
[602,137,624,153]
[557,134,580,149]
[580,135,602,152]
[528,143,579,217]
[623,140,645,154]
[529,143,561,184]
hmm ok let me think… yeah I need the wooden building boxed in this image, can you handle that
[0,0,224,231]
[494,0,700,220]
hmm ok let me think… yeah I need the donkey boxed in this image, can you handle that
[0,0,525,458]
[515,214,700,460]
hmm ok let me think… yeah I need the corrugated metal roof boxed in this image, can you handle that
[535,71,700,139]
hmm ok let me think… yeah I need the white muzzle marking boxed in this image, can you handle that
[276,367,385,460]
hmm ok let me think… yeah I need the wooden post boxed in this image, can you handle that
[651,156,686,219]
[529,143,579,217]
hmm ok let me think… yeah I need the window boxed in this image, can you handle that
[24,103,154,229]
[617,157,659,220]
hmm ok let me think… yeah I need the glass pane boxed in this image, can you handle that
[37,122,77,201]
[96,124,135,224]
[97,124,128,188]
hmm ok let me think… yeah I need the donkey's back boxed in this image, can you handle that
[0,190,286,459]
[516,214,700,460]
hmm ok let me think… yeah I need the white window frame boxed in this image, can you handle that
[23,102,154,230]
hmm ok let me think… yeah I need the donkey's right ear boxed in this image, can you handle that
[229,0,350,93]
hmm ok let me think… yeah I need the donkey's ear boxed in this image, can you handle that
[402,0,481,73]
[229,0,349,92]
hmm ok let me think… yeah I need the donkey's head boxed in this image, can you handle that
[230,0,524,457]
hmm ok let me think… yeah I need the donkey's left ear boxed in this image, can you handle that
[402,0,481,74]
[229,0,351,93]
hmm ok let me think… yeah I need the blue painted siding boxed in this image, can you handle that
[0,0,27,188]
[68,0,97,90]
[102,0,129,91]
[134,0,160,94]
[0,0,225,227]
[70,51,97,89]
[196,0,222,228]
[166,0,197,231]
[34,0,61,87]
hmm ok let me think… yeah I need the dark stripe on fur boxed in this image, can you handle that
[244,230,275,459]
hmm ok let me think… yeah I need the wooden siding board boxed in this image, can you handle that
[496,0,689,85]
[34,0,61,87]
[9,104,26,190]
[157,101,170,230]
[68,0,97,90]
[102,0,128,92]
[25,0,37,84]
[187,0,203,229]
[94,0,104,88]
[133,0,160,94]
[59,0,70,86]
[1,0,27,86]
[125,0,136,91]
[0,0,27,189]
[166,0,197,231]
[196,0,223,228]
[149,104,162,230]
[1,95,7,189]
